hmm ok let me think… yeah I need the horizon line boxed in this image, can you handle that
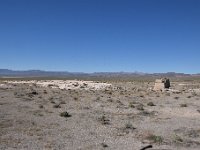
[0,68,199,75]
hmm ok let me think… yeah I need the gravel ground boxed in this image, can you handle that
[0,80,200,150]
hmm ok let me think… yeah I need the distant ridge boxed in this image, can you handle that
[0,69,199,78]
[0,69,87,77]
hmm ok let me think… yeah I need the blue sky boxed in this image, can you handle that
[0,0,200,73]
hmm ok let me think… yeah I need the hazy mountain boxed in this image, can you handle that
[0,69,198,78]
[0,69,87,77]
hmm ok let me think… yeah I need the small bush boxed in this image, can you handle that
[101,143,108,148]
[60,111,71,118]
[147,134,163,144]
[136,104,144,111]
[96,97,101,101]
[180,104,187,107]
[129,102,135,108]
[147,102,155,106]
[156,95,160,97]
[53,104,61,108]
[125,122,136,130]
[29,91,38,95]
[39,105,44,109]
[74,97,78,101]
[174,96,179,100]
[173,134,183,143]
[43,90,47,94]
[139,94,144,98]
[107,98,113,102]
[98,115,110,125]
[60,101,66,104]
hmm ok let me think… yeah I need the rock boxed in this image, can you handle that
[153,78,170,91]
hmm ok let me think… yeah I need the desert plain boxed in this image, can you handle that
[1,77,200,150]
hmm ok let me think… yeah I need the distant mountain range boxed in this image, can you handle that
[0,69,199,78]
[0,69,87,77]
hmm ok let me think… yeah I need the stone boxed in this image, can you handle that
[153,78,170,91]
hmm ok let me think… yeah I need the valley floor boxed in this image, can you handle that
[1,79,200,150]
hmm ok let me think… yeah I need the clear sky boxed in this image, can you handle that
[0,0,200,73]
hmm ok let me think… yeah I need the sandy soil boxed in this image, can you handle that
[1,79,200,150]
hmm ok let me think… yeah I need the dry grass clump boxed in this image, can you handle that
[146,134,163,144]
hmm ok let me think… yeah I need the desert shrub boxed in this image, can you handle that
[33,111,43,117]
[74,97,78,101]
[125,122,136,130]
[39,105,44,109]
[136,104,144,111]
[43,90,47,94]
[129,102,135,108]
[147,134,163,144]
[147,102,155,106]
[139,94,145,98]
[173,134,183,143]
[101,143,108,148]
[60,101,66,104]
[60,111,71,118]
[107,98,113,102]
[180,104,187,107]
[80,86,85,88]
[30,91,38,95]
[174,96,179,100]
[165,93,170,96]
[53,104,61,108]
[96,97,101,101]
[98,115,110,125]
[192,92,197,96]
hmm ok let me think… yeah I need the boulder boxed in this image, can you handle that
[153,78,170,91]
